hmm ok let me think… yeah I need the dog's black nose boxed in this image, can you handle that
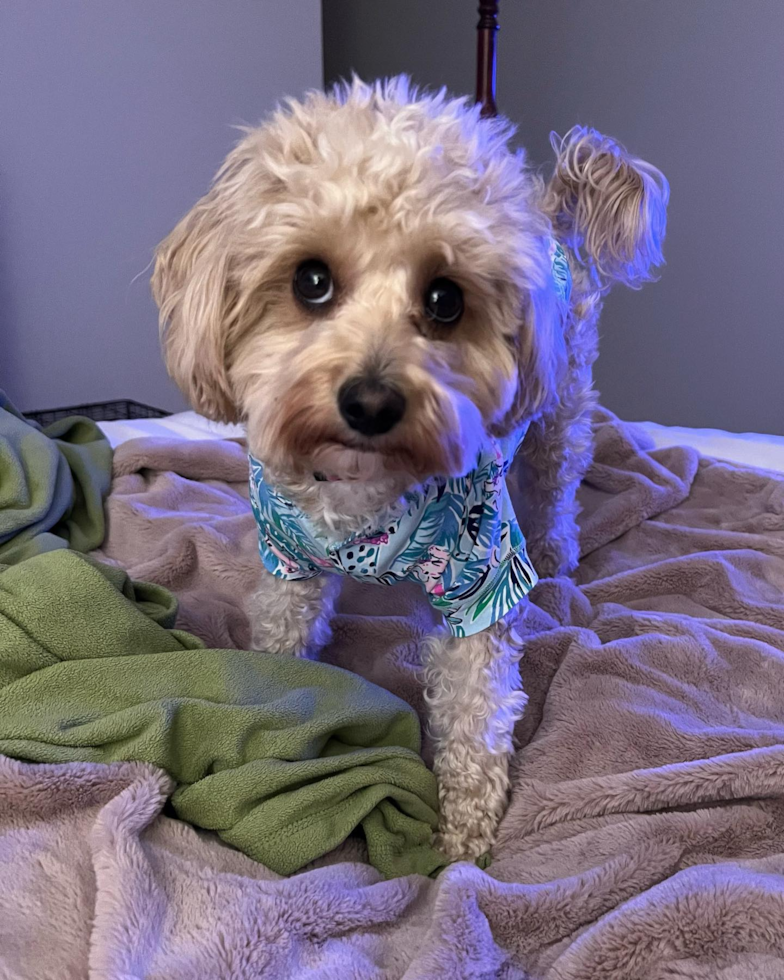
[338,378,406,436]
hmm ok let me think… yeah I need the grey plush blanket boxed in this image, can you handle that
[4,408,784,979]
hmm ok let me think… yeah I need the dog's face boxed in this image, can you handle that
[153,78,666,484]
[232,187,550,484]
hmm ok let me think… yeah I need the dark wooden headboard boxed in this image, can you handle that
[476,0,500,117]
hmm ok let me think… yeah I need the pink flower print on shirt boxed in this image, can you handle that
[415,544,450,594]
[264,533,301,576]
[356,532,390,546]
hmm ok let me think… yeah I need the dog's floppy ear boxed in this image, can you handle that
[152,193,240,423]
[543,126,669,289]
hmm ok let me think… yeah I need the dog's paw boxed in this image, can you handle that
[435,827,494,862]
[249,627,314,658]
[435,780,505,862]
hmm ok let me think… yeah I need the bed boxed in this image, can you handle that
[96,408,784,475]
[2,5,784,979]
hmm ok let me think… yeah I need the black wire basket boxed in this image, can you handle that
[24,400,171,427]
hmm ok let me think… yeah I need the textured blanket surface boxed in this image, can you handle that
[0,391,112,565]
[5,407,784,978]
[0,550,444,881]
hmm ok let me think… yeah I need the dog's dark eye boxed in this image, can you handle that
[293,260,334,308]
[424,278,464,325]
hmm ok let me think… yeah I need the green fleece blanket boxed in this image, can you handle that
[0,392,112,565]
[0,549,446,878]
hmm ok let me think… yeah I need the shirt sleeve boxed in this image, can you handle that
[248,456,322,581]
[429,547,538,637]
[257,528,322,581]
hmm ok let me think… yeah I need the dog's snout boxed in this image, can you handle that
[338,377,406,436]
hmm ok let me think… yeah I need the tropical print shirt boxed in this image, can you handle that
[249,427,536,636]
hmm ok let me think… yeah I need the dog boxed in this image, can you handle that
[152,77,668,860]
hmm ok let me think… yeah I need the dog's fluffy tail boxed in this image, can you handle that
[543,126,669,290]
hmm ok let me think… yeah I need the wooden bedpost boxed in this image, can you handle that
[476,0,500,117]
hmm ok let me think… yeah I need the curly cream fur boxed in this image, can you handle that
[152,76,667,858]
[247,576,339,659]
[543,125,669,290]
[423,614,528,859]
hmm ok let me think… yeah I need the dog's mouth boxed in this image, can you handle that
[282,411,458,485]
[311,439,398,482]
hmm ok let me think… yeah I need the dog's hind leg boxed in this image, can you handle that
[423,610,527,860]
[245,574,339,659]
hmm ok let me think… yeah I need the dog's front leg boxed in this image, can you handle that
[423,612,527,860]
[246,574,339,658]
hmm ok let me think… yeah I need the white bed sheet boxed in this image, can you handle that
[633,420,784,475]
[97,411,784,476]
[97,412,245,447]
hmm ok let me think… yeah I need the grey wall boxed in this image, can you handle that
[324,0,784,434]
[1,0,322,413]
